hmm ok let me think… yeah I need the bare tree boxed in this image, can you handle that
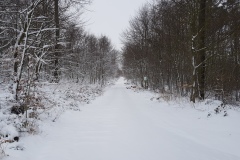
[122,0,240,103]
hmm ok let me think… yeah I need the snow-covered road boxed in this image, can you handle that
[5,78,240,160]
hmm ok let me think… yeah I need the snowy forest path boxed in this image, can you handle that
[5,78,240,160]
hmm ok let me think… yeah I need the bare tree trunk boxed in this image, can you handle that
[54,0,60,82]
[13,2,37,100]
[197,0,206,100]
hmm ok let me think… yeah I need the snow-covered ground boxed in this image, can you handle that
[0,81,105,158]
[3,78,240,160]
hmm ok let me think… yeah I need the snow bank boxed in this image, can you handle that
[0,80,111,158]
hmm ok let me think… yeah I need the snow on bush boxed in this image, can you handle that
[124,81,239,118]
[0,80,107,157]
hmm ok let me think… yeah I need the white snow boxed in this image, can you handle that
[3,78,240,160]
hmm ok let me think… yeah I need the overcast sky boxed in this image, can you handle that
[83,0,148,50]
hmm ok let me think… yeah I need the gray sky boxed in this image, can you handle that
[83,0,148,50]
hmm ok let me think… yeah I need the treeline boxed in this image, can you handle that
[122,0,240,103]
[0,0,118,102]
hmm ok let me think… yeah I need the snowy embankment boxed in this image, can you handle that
[0,81,107,158]
[2,77,240,160]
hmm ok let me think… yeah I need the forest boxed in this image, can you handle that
[0,0,118,102]
[1,0,240,159]
[122,0,240,103]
